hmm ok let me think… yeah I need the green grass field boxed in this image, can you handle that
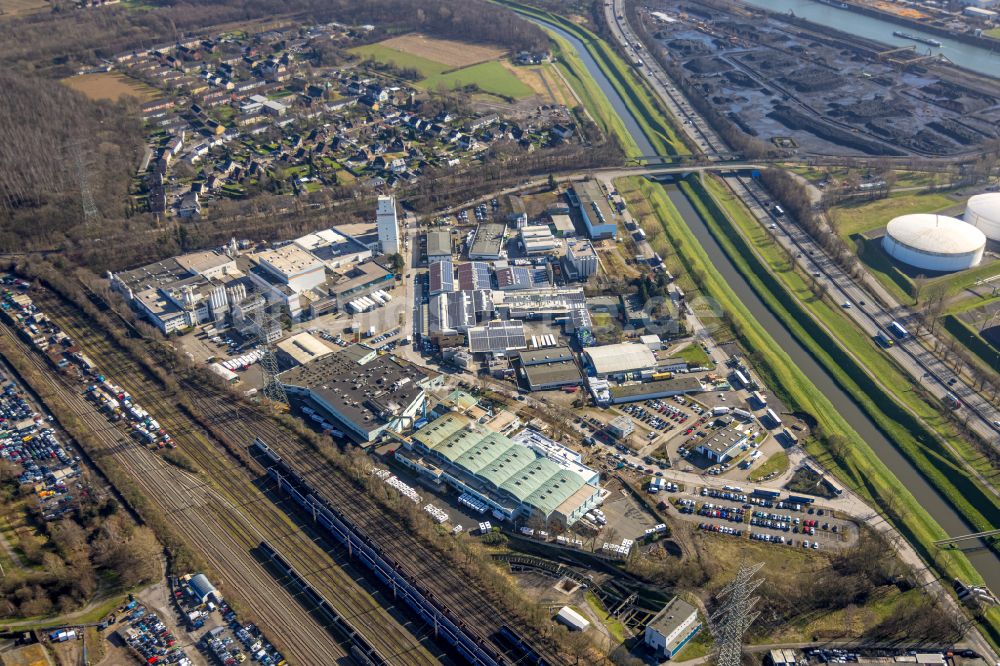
[617,175,1000,647]
[830,192,955,239]
[420,60,533,99]
[749,450,789,481]
[349,43,449,77]
[351,43,532,99]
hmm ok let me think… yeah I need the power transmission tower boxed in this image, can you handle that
[249,299,287,408]
[711,560,764,666]
[72,142,99,224]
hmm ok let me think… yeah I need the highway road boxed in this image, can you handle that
[724,172,1000,468]
[604,0,1000,449]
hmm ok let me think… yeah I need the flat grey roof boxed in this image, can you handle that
[647,596,696,638]
[610,376,703,398]
[524,361,582,387]
[427,231,452,257]
[518,346,574,366]
[279,346,428,435]
[469,223,506,258]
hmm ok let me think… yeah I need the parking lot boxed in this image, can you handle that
[0,356,88,523]
[670,486,855,551]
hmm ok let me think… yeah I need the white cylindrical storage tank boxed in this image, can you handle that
[882,214,985,272]
[965,193,1000,241]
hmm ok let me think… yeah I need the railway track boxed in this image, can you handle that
[183,384,569,666]
[22,290,442,666]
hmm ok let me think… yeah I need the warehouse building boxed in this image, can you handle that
[428,260,456,295]
[517,346,582,391]
[520,225,560,255]
[426,231,453,264]
[585,343,658,380]
[275,331,336,368]
[568,181,617,239]
[456,261,492,291]
[607,376,704,405]
[468,223,507,260]
[644,597,700,660]
[279,345,440,443]
[399,413,603,526]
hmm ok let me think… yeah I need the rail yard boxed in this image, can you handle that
[0,282,446,666]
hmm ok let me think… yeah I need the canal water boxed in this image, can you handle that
[528,10,1000,588]
[739,0,1000,78]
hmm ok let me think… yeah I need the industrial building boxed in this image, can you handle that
[428,290,477,345]
[520,225,559,255]
[398,413,603,526]
[327,261,395,312]
[467,320,527,356]
[564,240,598,279]
[606,376,704,404]
[108,249,245,335]
[468,223,507,260]
[693,422,753,463]
[456,262,492,291]
[377,195,400,255]
[293,228,372,270]
[643,596,700,660]
[584,343,658,379]
[965,192,1000,241]
[279,345,440,443]
[275,331,336,367]
[882,214,985,272]
[428,260,456,296]
[187,573,223,605]
[517,346,582,391]
[426,231,452,263]
[568,181,617,239]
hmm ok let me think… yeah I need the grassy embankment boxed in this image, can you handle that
[616,176,1000,647]
[702,174,1000,499]
[546,32,641,161]
[687,174,1000,644]
[496,0,689,160]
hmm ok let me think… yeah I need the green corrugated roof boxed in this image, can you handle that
[523,470,588,516]
[497,457,563,502]
[444,389,479,411]
[437,429,500,465]
[412,412,469,449]
[459,436,531,479]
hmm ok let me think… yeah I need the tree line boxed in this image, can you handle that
[1,0,547,72]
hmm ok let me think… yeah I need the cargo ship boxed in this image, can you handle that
[893,30,942,47]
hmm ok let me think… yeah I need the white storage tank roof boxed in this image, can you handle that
[882,214,985,273]
[965,193,1000,241]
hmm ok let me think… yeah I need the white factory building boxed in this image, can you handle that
[965,193,1000,241]
[377,195,400,255]
[565,240,598,279]
[584,343,658,380]
[882,214,985,273]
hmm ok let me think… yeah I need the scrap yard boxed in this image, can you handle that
[643,0,1000,156]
